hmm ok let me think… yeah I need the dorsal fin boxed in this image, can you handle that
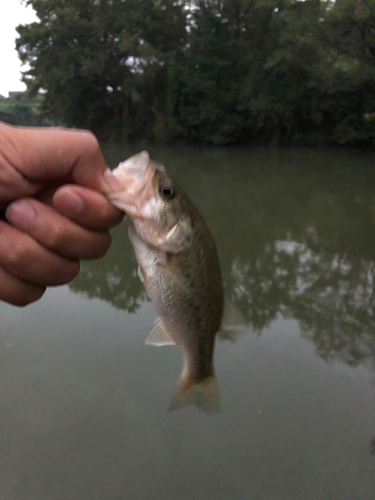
[145,318,177,346]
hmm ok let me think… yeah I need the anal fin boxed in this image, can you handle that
[145,318,177,346]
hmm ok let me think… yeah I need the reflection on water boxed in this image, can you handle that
[70,146,375,372]
[70,228,148,313]
[2,146,375,500]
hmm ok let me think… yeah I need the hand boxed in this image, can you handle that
[0,123,124,307]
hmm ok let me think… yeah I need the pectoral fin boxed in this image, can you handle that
[159,215,193,253]
[138,265,152,298]
[145,318,177,346]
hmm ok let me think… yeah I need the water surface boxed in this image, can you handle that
[1,146,375,499]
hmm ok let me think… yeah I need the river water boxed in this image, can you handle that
[1,145,374,499]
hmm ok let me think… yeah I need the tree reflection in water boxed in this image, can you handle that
[69,147,375,373]
[227,232,375,370]
[69,225,149,313]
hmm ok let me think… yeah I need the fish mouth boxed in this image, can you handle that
[107,151,157,215]
[118,150,150,177]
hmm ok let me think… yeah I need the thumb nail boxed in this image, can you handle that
[103,168,122,192]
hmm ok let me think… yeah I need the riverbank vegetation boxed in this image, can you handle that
[14,0,375,147]
[0,92,45,126]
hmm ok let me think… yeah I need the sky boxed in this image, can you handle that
[0,1,38,97]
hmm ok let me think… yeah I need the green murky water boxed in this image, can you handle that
[1,146,375,499]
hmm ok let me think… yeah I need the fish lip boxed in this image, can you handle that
[114,150,150,177]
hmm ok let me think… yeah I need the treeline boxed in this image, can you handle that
[16,0,375,146]
[0,93,45,127]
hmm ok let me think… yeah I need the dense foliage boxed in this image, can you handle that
[0,92,47,126]
[16,0,375,146]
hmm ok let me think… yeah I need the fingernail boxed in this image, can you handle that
[56,189,83,216]
[6,202,36,230]
[103,168,122,192]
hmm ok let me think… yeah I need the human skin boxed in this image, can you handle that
[0,123,124,307]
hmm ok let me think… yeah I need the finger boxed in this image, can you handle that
[37,177,74,205]
[0,221,80,287]
[53,185,125,231]
[5,199,112,260]
[0,267,45,307]
[0,123,121,205]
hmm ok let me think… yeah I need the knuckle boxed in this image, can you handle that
[46,223,66,250]
[108,209,125,228]
[93,233,112,258]
[80,130,100,155]
[6,286,46,307]
[57,260,80,285]
[4,242,29,271]
[17,287,46,307]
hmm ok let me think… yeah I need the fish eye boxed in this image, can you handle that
[161,185,175,199]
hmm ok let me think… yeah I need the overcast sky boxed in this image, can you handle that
[0,1,38,97]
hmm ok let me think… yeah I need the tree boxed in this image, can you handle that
[16,0,186,140]
[0,92,46,126]
[318,0,375,145]
[16,0,375,146]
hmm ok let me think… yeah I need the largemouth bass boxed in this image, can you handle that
[108,152,242,413]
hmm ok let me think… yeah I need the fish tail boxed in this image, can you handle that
[169,375,221,414]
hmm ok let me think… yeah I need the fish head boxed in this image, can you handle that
[108,152,193,252]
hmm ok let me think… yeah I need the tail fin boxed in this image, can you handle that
[169,375,221,414]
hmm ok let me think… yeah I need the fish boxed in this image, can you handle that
[108,151,243,413]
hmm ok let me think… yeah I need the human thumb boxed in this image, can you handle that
[0,124,121,206]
